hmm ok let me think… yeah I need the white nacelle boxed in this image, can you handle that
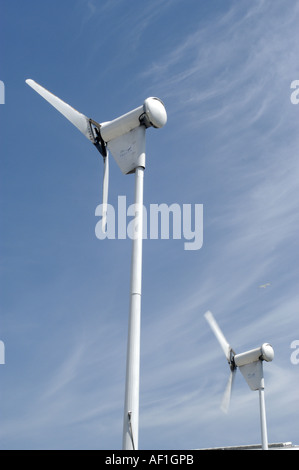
[100,97,167,143]
[234,343,274,367]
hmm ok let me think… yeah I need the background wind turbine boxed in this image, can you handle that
[26,79,167,450]
[204,310,274,450]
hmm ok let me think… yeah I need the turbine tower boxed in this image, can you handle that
[26,79,167,450]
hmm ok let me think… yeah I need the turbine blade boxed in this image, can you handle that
[204,311,232,362]
[102,152,109,233]
[25,79,95,142]
[221,369,236,414]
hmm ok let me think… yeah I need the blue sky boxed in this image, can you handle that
[1,0,299,450]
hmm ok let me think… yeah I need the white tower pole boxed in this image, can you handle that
[259,376,269,450]
[122,166,144,450]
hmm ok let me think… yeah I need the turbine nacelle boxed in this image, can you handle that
[100,97,166,176]
[100,97,167,143]
[234,343,274,367]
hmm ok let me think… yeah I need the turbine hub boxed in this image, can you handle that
[142,97,167,128]
[261,343,274,362]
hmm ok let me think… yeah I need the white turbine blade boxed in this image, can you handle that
[204,311,232,362]
[25,79,94,142]
[102,152,109,233]
[221,369,236,414]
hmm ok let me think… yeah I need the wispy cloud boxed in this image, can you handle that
[134,0,299,448]
[142,0,299,124]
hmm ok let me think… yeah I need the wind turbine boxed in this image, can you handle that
[25,79,167,450]
[204,311,274,450]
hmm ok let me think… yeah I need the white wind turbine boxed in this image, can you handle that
[26,79,167,450]
[204,311,274,450]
